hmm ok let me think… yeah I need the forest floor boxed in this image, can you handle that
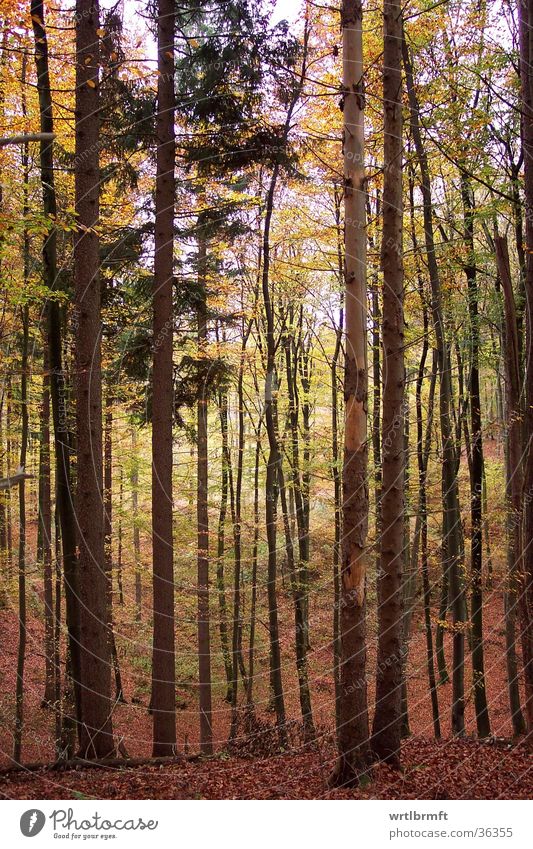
[0,491,531,799]
[0,579,531,798]
[0,737,531,799]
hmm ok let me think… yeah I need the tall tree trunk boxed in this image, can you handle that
[282,322,315,740]
[74,0,114,758]
[461,175,490,737]
[229,323,252,735]
[518,0,533,736]
[217,389,233,702]
[131,428,142,621]
[330,0,372,787]
[31,0,82,730]
[372,0,405,766]
[367,189,382,579]
[196,224,213,755]
[40,345,55,708]
[495,233,527,735]
[151,0,177,756]
[331,191,344,740]
[14,127,30,759]
[421,351,441,737]
[117,467,124,606]
[104,391,124,703]
[403,31,467,735]
[246,417,262,711]
[278,461,315,740]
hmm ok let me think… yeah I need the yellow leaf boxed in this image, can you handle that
[96,28,105,37]
[87,79,96,89]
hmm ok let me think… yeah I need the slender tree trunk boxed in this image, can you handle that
[278,462,315,740]
[461,175,490,737]
[403,31,466,735]
[217,389,233,702]
[31,0,82,730]
[283,323,315,740]
[117,467,124,606]
[74,0,114,758]
[14,182,30,762]
[53,505,62,754]
[104,392,124,703]
[131,428,142,621]
[331,194,344,740]
[151,0,176,756]
[262,181,286,747]
[495,233,527,735]
[40,344,55,707]
[330,0,372,787]
[518,0,533,736]
[197,225,213,755]
[367,189,382,579]
[228,324,252,735]
[246,419,262,711]
[371,0,405,767]
[421,351,441,737]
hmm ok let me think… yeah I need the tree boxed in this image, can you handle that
[330,0,372,787]
[31,0,82,737]
[371,0,404,767]
[403,28,467,736]
[518,0,533,736]
[151,0,177,757]
[74,0,115,759]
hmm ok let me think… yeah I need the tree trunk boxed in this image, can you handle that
[217,389,233,702]
[131,428,142,622]
[151,0,177,756]
[74,0,114,758]
[371,0,405,767]
[31,0,82,731]
[403,30,467,735]
[104,391,124,703]
[228,322,252,736]
[246,418,262,711]
[461,175,490,737]
[330,0,372,787]
[14,180,29,762]
[332,189,344,741]
[495,233,527,736]
[40,344,55,707]
[518,0,533,736]
[117,468,124,606]
[196,224,213,755]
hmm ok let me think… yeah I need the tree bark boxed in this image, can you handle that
[151,0,177,756]
[31,0,82,733]
[14,121,30,758]
[196,224,213,755]
[217,388,233,702]
[40,345,55,707]
[74,0,114,758]
[403,30,467,735]
[518,0,533,736]
[330,0,372,787]
[495,233,527,735]
[461,175,490,737]
[371,0,405,767]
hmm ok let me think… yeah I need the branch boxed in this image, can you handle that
[0,133,56,148]
[0,466,34,490]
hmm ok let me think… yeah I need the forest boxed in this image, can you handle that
[0,0,532,801]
